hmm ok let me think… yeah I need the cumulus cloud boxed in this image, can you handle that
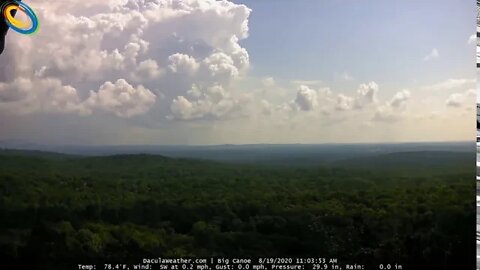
[170,96,196,120]
[373,90,411,122]
[281,82,379,115]
[468,34,476,45]
[423,48,439,61]
[85,79,157,118]
[132,59,163,82]
[293,85,318,111]
[446,89,476,108]
[0,77,88,115]
[0,0,252,120]
[445,94,463,107]
[354,81,379,109]
[169,84,240,120]
[0,76,157,118]
[335,94,354,111]
[389,89,411,109]
[168,53,199,75]
[202,52,240,83]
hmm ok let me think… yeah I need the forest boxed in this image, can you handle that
[0,149,475,269]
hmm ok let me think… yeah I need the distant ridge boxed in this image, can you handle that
[0,148,73,158]
[0,146,474,171]
[333,151,474,171]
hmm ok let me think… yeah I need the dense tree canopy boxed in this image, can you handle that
[0,151,474,269]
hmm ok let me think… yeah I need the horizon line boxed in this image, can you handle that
[0,140,473,148]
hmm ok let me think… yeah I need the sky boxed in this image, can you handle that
[0,0,476,145]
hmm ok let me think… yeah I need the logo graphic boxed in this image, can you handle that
[1,1,39,35]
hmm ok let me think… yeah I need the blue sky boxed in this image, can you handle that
[235,0,475,88]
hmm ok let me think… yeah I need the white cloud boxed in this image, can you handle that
[282,82,379,114]
[390,89,411,109]
[202,52,240,82]
[468,34,476,45]
[446,89,476,108]
[374,105,398,122]
[168,53,199,75]
[423,48,439,61]
[170,96,196,120]
[354,81,379,109]
[0,77,88,115]
[0,76,157,118]
[293,85,318,111]
[0,0,252,121]
[373,89,411,122]
[85,79,157,118]
[445,93,463,107]
[421,78,475,91]
[132,59,163,82]
[335,94,354,111]
[169,84,240,120]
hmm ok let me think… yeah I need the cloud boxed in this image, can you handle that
[0,77,88,115]
[270,81,439,129]
[445,93,463,107]
[421,78,475,91]
[0,0,252,121]
[389,89,411,109]
[335,94,354,111]
[132,59,163,82]
[293,85,318,111]
[373,89,411,122]
[282,82,379,114]
[170,96,197,120]
[423,48,439,61]
[85,79,157,118]
[445,89,475,108]
[168,53,199,75]
[468,34,476,45]
[169,84,240,120]
[354,81,379,109]
[373,106,399,122]
[0,75,157,118]
[202,52,240,82]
